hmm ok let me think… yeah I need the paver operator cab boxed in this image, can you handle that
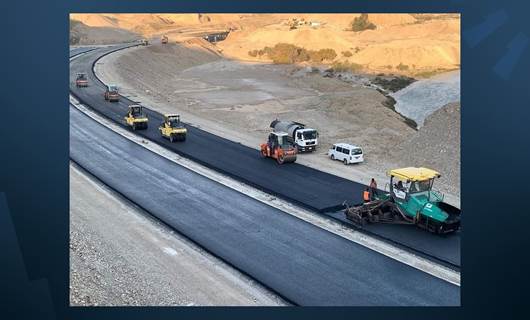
[159,114,187,142]
[260,132,297,164]
[104,84,120,102]
[124,105,149,130]
[344,167,461,234]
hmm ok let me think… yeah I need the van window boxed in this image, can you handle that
[297,132,302,139]
[342,148,350,154]
[336,147,342,153]
[351,148,363,155]
[332,145,337,150]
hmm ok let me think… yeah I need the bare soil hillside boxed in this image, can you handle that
[71,14,460,76]
[70,19,140,45]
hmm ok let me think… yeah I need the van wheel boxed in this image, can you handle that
[331,154,335,160]
[170,135,174,143]
[343,158,348,165]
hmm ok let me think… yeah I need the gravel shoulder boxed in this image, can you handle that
[95,43,460,207]
[69,163,285,306]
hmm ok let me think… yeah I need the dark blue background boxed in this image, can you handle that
[1,0,529,318]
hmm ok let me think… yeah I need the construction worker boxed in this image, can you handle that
[369,178,378,198]
[363,187,371,203]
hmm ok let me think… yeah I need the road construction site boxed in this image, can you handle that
[95,41,460,203]
[69,43,460,306]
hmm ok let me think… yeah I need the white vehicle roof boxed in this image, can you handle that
[332,143,362,150]
[272,131,289,136]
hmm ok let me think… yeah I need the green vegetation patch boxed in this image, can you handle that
[350,14,377,32]
[248,43,337,64]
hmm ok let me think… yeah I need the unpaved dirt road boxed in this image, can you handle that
[96,43,459,206]
[70,164,285,306]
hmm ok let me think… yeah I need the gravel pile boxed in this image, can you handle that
[390,102,460,197]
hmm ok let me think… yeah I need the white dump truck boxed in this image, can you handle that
[270,120,318,152]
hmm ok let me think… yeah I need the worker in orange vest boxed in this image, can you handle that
[363,187,371,202]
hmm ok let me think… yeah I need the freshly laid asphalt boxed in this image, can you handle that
[69,45,461,267]
[70,106,459,306]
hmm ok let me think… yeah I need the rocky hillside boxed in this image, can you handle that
[390,102,460,196]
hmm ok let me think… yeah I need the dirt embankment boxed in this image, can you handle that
[70,19,140,45]
[96,43,460,206]
[390,102,460,196]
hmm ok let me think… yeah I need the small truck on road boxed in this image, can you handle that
[75,73,88,87]
[104,84,120,102]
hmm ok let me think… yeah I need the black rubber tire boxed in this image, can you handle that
[170,135,174,143]
[331,154,335,160]
[343,158,348,165]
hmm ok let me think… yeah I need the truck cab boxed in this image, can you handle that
[270,119,319,152]
[294,128,318,152]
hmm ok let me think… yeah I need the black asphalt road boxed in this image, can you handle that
[69,45,460,267]
[69,46,96,58]
[70,106,459,306]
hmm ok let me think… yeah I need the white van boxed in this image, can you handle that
[328,143,364,165]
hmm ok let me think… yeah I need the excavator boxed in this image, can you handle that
[260,132,297,164]
[344,167,461,234]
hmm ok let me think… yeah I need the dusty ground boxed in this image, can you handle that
[69,164,285,306]
[95,43,460,206]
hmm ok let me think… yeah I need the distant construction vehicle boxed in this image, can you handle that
[140,39,149,46]
[270,120,318,152]
[75,73,88,87]
[124,105,148,130]
[344,167,461,234]
[159,114,187,142]
[260,132,297,164]
[161,35,168,44]
[104,84,120,102]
